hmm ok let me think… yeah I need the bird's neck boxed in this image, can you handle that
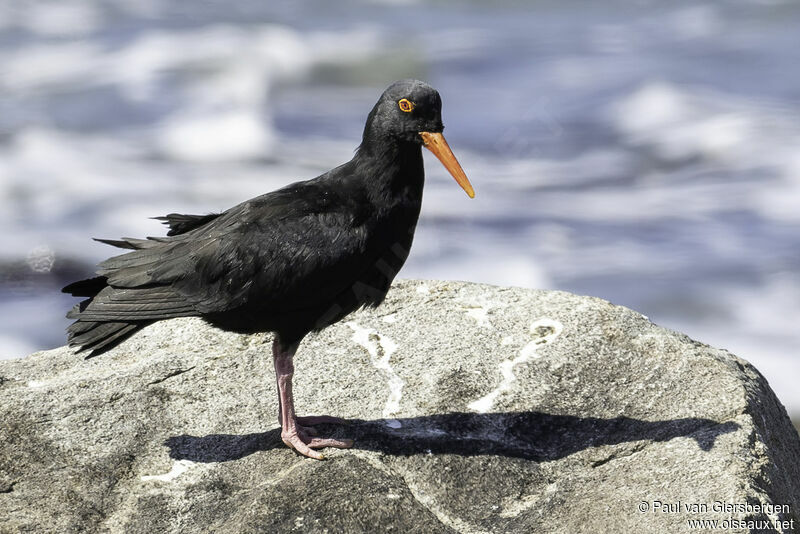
[354,138,424,207]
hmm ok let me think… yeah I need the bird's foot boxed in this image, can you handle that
[281,415,354,460]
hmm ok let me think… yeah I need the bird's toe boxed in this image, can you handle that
[282,431,325,460]
[306,437,354,450]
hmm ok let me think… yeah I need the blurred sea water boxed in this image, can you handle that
[1,0,799,413]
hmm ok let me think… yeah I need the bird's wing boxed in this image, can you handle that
[95,183,373,315]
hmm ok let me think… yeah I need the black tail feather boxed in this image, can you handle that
[62,276,108,297]
[68,320,148,357]
[62,211,217,356]
[93,237,167,250]
[93,238,139,250]
[152,212,220,236]
[64,276,148,354]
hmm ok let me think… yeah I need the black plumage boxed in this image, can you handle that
[63,79,474,458]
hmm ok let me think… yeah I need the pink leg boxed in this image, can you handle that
[273,338,353,459]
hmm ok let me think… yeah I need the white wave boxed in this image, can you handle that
[612,82,755,163]
[0,21,397,260]
[404,230,553,290]
[157,110,275,162]
[305,27,386,66]
[0,0,102,37]
[0,334,37,361]
[0,23,388,164]
[110,25,311,99]
[611,82,800,171]
[607,82,800,226]
[0,41,106,91]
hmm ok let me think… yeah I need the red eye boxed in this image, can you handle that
[398,98,415,112]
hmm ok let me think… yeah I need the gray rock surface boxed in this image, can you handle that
[1,280,799,533]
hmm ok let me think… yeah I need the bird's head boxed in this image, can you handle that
[363,79,475,198]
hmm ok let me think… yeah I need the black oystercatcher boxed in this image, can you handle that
[63,79,474,459]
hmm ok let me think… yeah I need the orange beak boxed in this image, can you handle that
[419,131,475,198]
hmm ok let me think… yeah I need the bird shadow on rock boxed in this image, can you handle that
[165,411,739,463]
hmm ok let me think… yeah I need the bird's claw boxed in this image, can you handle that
[281,416,354,459]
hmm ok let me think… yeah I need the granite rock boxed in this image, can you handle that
[1,280,798,533]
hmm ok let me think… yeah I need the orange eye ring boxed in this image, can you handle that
[398,98,415,113]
